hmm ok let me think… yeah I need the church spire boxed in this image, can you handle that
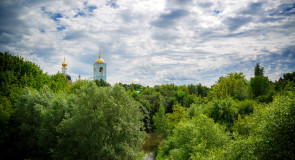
[62,55,67,68]
[62,55,67,74]
[95,49,105,63]
[99,49,101,59]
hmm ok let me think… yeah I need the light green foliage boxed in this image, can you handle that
[189,99,253,130]
[232,90,295,159]
[69,79,91,94]
[209,72,249,100]
[157,114,229,160]
[153,105,187,138]
[153,106,169,137]
[167,105,187,126]
[209,136,258,160]
[55,82,146,160]
[254,91,295,159]
[49,73,69,93]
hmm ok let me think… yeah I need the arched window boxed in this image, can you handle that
[99,67,103,76]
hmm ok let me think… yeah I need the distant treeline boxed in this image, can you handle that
[0,52,294,159]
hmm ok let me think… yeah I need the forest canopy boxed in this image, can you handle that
[0,52,294,160]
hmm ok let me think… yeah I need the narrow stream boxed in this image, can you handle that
[142,132,161,160]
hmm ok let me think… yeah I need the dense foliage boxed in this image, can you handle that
[1,52,294,159]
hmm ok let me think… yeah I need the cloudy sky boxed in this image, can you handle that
[0,0,294,86]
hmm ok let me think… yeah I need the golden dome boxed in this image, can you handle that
[62,56,67,68]
[95,50,105,63]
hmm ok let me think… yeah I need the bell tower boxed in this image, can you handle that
[93,49,106,81]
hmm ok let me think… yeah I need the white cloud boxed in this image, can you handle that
[0,0,294,86]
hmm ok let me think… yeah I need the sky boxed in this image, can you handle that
[0,0,294,87]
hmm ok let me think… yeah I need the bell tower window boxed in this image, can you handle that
[99,67,103,76]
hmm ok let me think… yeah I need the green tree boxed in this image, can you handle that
[255,91,295,159]
[254,62,264,77]
[283,71,295,82]
[232,90,295,159]
[153,106,169,137]
[39,92,73,159]
[13,86,53,159]
[95,78,111,87]
[250,76,270,98]
[206,99,238,130]
[69,79,91,94]
[55,82,145,159]
[49,73,69,93]
[157,114,229,160]
[209,72,249,100]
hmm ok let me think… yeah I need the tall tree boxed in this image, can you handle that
[254,63,264,77]
[55,82,146,159]
[209,72,249,100]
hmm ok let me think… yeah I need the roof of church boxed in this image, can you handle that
[95,50,105,64]
[64,73,71,80]
[62,56,67,68]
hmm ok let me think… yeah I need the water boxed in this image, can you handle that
[144,152,155,160]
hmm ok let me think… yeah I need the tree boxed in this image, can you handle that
[232,90,295,159]
[13,86,53,159]
[283,71,295,82]
[207,99,238,130]
[55,82,146,159]
[95,78,111,87]
[254,91,295,159]
[254,62,264,77]
[153,106,169,137]
[209,73,249,100]
[157,114,229,160]
[250,76,270,98]
[49,73,69,93]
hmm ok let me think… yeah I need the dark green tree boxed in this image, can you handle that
[94,78,111,87]
[250,76,270,98]
[13,86,53,159]
[254,62,264,77]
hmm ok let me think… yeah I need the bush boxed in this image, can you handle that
[206,99,238,129]
[157,114,229,160]
[233,90,295,159]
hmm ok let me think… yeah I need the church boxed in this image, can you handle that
[93,50,107,81]
[61,56,72,85]
[61,50,107,83]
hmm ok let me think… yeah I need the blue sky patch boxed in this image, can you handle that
[41,7,63,21]
[214,10,221,15]
[269,3,295,16]
[74,11,85,18]
[106,0,119,9]
[51,13,62,21]
[87,6,97,12]
[57,25,66,31]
